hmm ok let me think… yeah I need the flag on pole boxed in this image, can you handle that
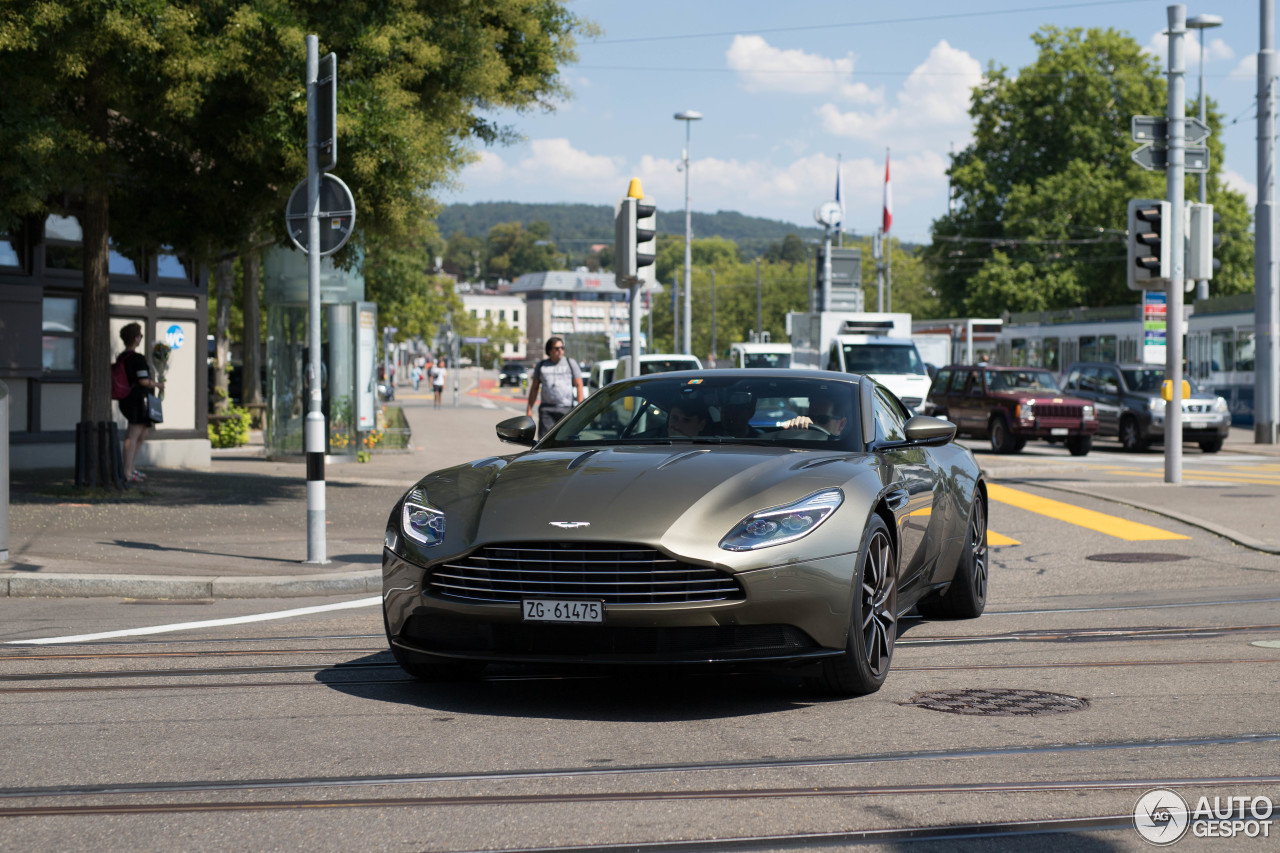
[882,149,892,235]
[834,155,845,229]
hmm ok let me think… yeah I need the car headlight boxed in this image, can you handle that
[1016,400,1035,421]
[1214,396,1230,414]
[1082,404,1096,421]
[1149,398,1166,415]
[719,489,843,552]
[401,490,446,547]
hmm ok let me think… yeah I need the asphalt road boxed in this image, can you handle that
[2,395,1279,851]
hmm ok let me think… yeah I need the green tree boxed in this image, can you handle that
[923,26,1251,317]
[485,220,559,281]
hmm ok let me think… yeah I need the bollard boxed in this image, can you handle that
[0,381,9,562]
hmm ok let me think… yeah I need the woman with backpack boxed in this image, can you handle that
[114,323,163,484]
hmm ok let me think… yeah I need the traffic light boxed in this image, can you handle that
[1127,198,1170,290]
[614,178,656,288]
[1186,202,1218,284]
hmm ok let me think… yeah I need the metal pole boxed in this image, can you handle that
[304,35,327,563]
[1259,0,1280,444]
[1197,26,1210,302]
[682,120,693,356]
[755,258,762,342]
[629,283,641,380]
[1166,5,1186,484]
[672,270,680,353]
[822,228,833,313]
[874,230,884,313]
[710,269,717,365]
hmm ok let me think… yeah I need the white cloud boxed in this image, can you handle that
[468,150,507,181]
[726,35,883,104]
[1144,30,1236,66]
[1221,167,1257,206]
[1231,53,1257,79]
[518,138,623,182]
[817,40,982,147]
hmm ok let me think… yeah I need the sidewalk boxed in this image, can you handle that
[3,386,1278,598]
[1,371,526,599]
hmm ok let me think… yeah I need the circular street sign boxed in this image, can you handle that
[285,173,357,256]
[814,200,841,227]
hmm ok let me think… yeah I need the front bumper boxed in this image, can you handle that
[382,548,856,665]
[1015,417,1099,439]
[1146,413,1231,441]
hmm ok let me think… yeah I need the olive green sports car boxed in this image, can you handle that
[383,369,988,695]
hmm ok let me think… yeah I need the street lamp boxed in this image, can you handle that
[1188,13,1223,301]
[674,110,702,355]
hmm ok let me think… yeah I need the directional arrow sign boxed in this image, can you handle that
[1131,143,1210,173]
[1131,115,1211,145]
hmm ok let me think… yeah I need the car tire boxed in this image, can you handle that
[819,515,897,696]
[1120,416,1148,452]
[1012,437,1028,452]
[989,416,1016,454]
[1198,438,1224,453]
[917,495,988,620]
[1065,435,1092,456]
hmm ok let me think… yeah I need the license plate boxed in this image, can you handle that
[1050,428,1069,436]
[522,599,603,623]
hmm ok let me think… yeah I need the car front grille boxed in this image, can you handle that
[1034,403,1082,418]
[1185,402,1211,413]
[428,543,745,605]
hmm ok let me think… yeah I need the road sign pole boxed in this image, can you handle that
[1166,5,1186,485]
[1258,1,1280,444]
[304,35,327,563]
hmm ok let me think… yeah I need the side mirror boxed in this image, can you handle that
[496,415,537,446]
[904,414,957,446]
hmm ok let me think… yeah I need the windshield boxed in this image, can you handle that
[542,374,864,451]
[984,369,1061,393]
[1122,369,1198,393]
[840,343,927,376]
[741,352,791,369]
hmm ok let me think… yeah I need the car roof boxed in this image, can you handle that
[1066,361,1152,370]
[624,367,859,384]
[940,364,1052,371]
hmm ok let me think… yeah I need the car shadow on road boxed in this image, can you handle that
[317,651,864,721]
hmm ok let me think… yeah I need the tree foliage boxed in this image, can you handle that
[923,26,1252,317]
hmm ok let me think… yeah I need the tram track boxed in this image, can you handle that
[2,732,1277,802]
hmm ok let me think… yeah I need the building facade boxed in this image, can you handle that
[456,286,528,362]
[509,270,659,364]
[1,215,209,471]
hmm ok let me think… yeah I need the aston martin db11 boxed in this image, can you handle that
[382,369,988,695]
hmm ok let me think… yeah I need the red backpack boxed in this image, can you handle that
[111,354,131,400]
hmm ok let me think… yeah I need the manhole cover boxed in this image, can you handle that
[1086,553,1191,564]
[906,688,1089,716]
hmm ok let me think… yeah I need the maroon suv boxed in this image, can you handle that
[925,365,1099,455]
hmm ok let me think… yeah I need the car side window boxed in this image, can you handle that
[1079,367,1099,392]
[930,369,952,395]
[950,369,969,393]
[872,387,907,442]
[1099,370,1120,394]
[1064,368,1081,390]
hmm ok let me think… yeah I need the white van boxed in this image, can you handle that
[617,353,703,379]
[728,342,792,369]
[588,359,619,390]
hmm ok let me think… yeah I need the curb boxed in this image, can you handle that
[999,478,1280,556]
[0,568,381,600]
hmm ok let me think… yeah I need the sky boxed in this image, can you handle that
[443,0,1268,246]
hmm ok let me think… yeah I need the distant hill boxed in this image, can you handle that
[436,202,835,258]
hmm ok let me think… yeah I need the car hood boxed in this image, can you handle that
[988,390,1090,405]
[1124,388,1217,401]
[411,445,882,565]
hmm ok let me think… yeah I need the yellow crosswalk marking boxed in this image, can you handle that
[988,531,1020,546]
[986,483,1190,541]
[1101,468,1280,486]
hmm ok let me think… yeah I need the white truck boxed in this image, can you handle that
[727,341,792,369]
[787,311,933,411]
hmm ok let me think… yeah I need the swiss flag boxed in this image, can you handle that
[882,150,892,235]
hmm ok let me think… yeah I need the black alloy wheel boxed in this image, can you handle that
[1120,416,1148,452]
[918,496,988,620]
[820,515,897,696]
[989,416,1017,454]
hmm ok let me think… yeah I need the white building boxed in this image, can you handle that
[509,270,660,363]
[456,286,528,361]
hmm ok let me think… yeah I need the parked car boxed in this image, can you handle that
[925,364,1098,456]
[1061,362,1231,453]
[588,359,619,390]
[382,369,988,697]
[499,361,529,388]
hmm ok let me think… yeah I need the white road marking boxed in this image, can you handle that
[6,596,381,645]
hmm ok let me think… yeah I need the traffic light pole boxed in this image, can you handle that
[1258,0,1280,444]
[1165,5,1186,484]
[304,35,328,562]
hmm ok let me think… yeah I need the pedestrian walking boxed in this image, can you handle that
[430,357,447,409]
[412,364,423,392]
[526,336,584,439]
[115,322,163,484]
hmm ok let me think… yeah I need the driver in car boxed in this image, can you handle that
[780,394,849,437]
